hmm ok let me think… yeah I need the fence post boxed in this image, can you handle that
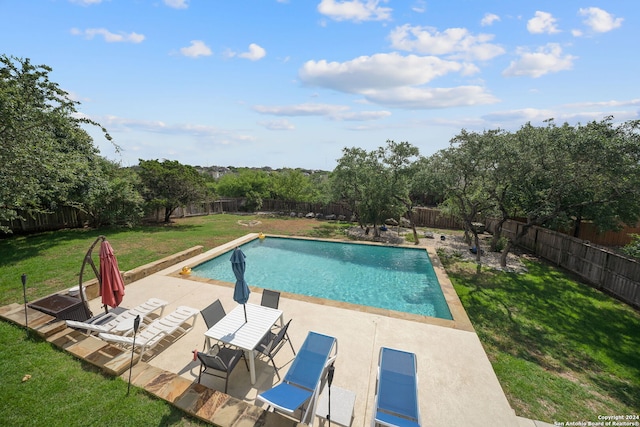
[558,234,564,266]
[598,251,609,290]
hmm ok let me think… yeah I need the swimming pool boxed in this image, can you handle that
[191,237,453,320]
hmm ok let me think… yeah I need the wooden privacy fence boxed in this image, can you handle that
[1,207,88,233]
[574,222,640,247]
[163,199,355,219]
[6,200,462,231]
[411,207,465,229]
[486,219,640,309]
[168,201,465,230]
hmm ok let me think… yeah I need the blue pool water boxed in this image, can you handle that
[191,237,452,320]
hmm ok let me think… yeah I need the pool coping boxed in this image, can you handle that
[169,233,474,333]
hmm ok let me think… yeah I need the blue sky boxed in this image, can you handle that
[2,1,638,170]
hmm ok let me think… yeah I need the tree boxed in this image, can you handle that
[271,169,320,203]
[214,168,272,211]
[0,55,113,232]
[418,132,497,265]
[138,159,208,223]
[331,145,405,237]
[80,160,145,227]
[330,147,369,224]
[379,140,421,244]
[499,118,640,266]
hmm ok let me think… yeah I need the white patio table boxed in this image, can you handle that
[204,303,283,385]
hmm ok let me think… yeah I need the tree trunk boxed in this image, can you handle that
[463,226,472,245]
[573,214,582,238]
[490,217,507,252]
[409,210,420,245]
[500,239,512,267]
[411,224,420,245]
[474,232,481,264]
[164,207,173,223]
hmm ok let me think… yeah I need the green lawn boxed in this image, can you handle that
[439,251,640,423]
[1,215,638,425]
[0,323,207,427]
[0,214,350,306]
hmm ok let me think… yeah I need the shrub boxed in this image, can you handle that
[492,236,508,253]
[621,234,640,259]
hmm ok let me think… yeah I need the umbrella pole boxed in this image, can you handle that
[127,315,141,396]
[243,304,247,323]
[78,235,104,318]
[21,274,28,334]
[327,363,335,427]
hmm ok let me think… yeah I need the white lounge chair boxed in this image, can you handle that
[98,306,199,361]
[65,298,168,335]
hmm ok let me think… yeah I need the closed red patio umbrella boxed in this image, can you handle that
[99,240,125,309]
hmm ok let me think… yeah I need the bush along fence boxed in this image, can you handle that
[486,218,640,309]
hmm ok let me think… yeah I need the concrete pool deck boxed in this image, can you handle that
[1,233,554,427]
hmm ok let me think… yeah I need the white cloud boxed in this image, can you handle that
[578,7,623,33]
[361,86,498,109]
[164,0,188,9]
[317,0,392,22]
[300,53,464,93]
[239,43,267,61]
[179,40,212,58]
[298,52,498,109]
[411,0,426,13]
[337,110,391,121]
[562,99,640,109]
[66,91,90,103]
[259,119,295,130]
[69,0,103,5]
[481,13,500,27]
[503,43,576,78]
[527,11,560,34]
[95,114,255,142]
[482,102,639,128]
[389,25,505,61]
[252,103,391,121]
[483,108,555,124]
[70,28,144,43]
[253,103,349,116]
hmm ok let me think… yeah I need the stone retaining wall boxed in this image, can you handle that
[81,246,204,300]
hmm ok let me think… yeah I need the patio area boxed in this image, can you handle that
[1,234,550,426]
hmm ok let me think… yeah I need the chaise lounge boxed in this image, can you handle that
[65,297,168,335]
[257,330,337,425]
[98,306,199,361]
[372,347,421,427]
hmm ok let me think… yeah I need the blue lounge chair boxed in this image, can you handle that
[257,331,338,424]
[372,347,421,427]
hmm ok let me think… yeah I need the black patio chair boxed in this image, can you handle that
[260,289,280,310]
[200,299,226,350]
[255,319,295,381]
[196,344,248,394]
